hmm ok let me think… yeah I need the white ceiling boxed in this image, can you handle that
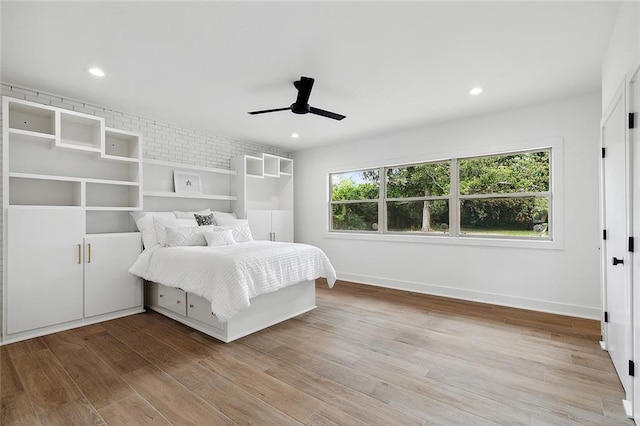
[1,1,620,152]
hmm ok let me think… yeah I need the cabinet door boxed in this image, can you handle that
[247,210,272,241]
[7,208,84,334]
[271,210,293,242]
[84,233,142,317]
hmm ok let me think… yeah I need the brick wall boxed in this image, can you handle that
[0,82,289,337]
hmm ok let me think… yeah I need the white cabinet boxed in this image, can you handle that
[247,210,293,242]
[232,153,294,241]
[84,233,143,317]
[7,208,85,334]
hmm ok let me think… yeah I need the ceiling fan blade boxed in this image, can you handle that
[248,107,291,115]
[309,106,346,121]
[294,76,314,107]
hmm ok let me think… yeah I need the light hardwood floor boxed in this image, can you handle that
[1,280,634,425]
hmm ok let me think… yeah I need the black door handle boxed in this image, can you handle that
[613,257,624,266]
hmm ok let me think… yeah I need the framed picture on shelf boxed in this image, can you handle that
[173,171,202,194]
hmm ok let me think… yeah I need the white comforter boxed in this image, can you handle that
[129,241,336,321]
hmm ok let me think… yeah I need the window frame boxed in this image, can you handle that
[326,139,562,249]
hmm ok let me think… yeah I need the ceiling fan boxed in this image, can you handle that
[248,76,346,121]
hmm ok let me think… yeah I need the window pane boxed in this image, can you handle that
[331,169,380,201]
[459,151,549,195]
[386,162,450,198]
[331,203,379,231]
[460,197,549,237]
[387,200,449,233]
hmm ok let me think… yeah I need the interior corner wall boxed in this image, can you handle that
[0,82,289,336]
[292,92,602,319]
[601,1,640,109]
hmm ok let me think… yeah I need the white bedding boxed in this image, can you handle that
[130,241,336,321]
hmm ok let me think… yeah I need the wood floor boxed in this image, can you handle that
[1,280,633,425]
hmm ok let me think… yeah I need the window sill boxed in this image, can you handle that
[323,231,563,250]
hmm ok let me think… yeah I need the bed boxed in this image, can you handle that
[129,217,337,342]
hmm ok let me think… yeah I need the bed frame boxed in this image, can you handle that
[144,279,316,342]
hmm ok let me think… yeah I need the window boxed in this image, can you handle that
[459,150,550,237]
[385,161,450,233]
[330,169,380,231]
[329,149,552,240]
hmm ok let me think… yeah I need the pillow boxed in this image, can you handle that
[166,225,214,247]
[194,213,214,226]
[154,217,198,246]
[204,229,236,247]
[211,211,238,225]
[214,217,249,226]
[217,224,253,243]
[131,211,176,248]
[173,209,211,219]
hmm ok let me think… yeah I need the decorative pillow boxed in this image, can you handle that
[131,211,176,249]
[154,217,198,246]
[194,213,214,226]
[211,211,238,225]
[217,224,253,243]
[173,209,211,219]
[204,229,237,247]
[166,225,214,247]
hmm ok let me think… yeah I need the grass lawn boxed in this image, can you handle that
[460,227,549,237]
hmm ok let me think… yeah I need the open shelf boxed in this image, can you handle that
[8,100,56,135]
[245,156,264,177]
[86,182,141,209]
[103,128,140,162]
[59,110,104,152]
[263,154,280,177]
[280,157,293,175]
[9,175,82,207]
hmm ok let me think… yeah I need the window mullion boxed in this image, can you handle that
[379,166,385,234]
[450,158,460,237]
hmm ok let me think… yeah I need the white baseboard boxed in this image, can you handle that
[337,272,600,320]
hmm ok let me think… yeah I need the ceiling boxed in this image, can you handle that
[1,1,620,152]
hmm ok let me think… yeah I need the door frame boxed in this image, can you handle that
[629,59,640,421]
[600,77,634,416]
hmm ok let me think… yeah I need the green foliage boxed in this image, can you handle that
[459,151,549,195]
[387,162,450,198]
[331,170,379,201]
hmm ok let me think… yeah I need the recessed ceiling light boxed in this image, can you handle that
[470,87,483,95]
[88,67,105,77]
[291,133,300,139]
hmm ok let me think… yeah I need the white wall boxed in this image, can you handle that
[293,92,602,318]
[602,1,640,109]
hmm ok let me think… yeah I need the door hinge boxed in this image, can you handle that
[602,147,606,158]
[630,112,636,129]
[630,360,635,377]
[629,236,635,252]
[603,229,607,240]
[604,311,609,323]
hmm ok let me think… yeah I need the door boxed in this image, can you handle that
[271,210,294,242]
[7,208,84,334]
[602,86,633,400]
[247,210,272,241]
[84,233,143,317]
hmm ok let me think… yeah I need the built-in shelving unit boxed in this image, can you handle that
[231,153,294,242]
[3,96,144,345]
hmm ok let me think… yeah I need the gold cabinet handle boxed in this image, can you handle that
[87,243,92,263]
[77,244,82,264]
